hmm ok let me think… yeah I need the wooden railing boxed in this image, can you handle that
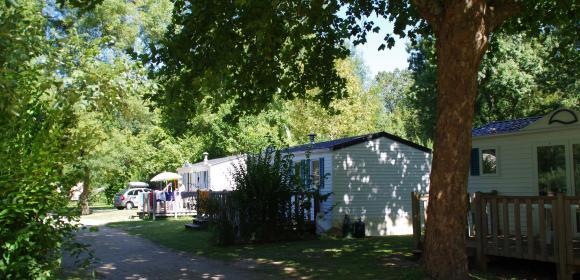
[412,192,580,279]
[196,190,319,226]
[473,194,556,263]
[141,191,197,219]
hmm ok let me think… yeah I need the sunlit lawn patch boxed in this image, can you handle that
[107,219,423,279]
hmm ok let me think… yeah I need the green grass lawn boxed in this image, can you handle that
[107,218,424,279]
[67,201,115,213]
[106,219,558,279]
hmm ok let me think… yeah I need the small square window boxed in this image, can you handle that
[481,149,497,174]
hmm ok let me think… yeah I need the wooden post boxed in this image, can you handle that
[491,197,499,255]
[555,194,568,279]
[551,199,559,258]
[514,198,522,258]
[412,192,421,250]
[153,195,156,221]
[196,189,200,218]
[294,192,300,226]
[526,199,533,259]
[539,198,547,260]
[473,192,487,271]
[565,199,574,270]
[502,198,510,256]
[174,199,178,219]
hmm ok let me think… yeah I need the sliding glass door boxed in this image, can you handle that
[537,144,568,196]
[536,143,579,235]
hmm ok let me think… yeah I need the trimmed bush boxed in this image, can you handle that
[209,147,329,244]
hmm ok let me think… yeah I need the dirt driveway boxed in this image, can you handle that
[62,209,272,280]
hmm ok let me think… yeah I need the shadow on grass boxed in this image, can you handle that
[106,219,563,280]
[107,219,424,280]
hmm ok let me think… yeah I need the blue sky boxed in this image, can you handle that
[351,15,409,78]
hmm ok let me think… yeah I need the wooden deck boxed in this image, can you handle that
[139,211,196,219]
[466,235,580,262]
[412,192,580,279]
[140,191,197,219]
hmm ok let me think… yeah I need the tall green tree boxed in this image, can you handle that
[283,58,384,142]
[45,0,175,214]
[374,69,413,113]
[407,32,579,141]
[0,1,80,278]
[370,69,428,145]
[153,1,575,277]
[148,9,402,153]
[164,55,386,159]
[0,0,191,277]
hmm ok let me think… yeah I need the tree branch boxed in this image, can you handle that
[486,0,522,31]
[411,0,444,30]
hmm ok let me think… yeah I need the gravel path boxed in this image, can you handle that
[62,209,274,280]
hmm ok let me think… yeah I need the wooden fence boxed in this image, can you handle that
[412,192,580,279]
[196,190,320,231]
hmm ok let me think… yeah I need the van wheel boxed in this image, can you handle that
[125,202,134,209]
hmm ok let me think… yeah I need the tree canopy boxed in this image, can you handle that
[0,0,577,278]
[149,1,576,278]
[0,0,188,276]
[407,31,579,141]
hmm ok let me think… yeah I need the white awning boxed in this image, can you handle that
[150,172,182,182]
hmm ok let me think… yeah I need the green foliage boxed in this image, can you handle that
[370,69,431,146]
[283,58,384,142]
[45,0,187,212]
[145,0,430,133]
[374,69,413,113]
[476,32,579,124]
[1,0,575,276]
[0,0,179,277]
[166,55,399,159]
[150,0,574,129]
[210,148,328,245]
[151,1,351,119]
[0,1,82,278]
[404,31,579,142]
[0,103,79,278]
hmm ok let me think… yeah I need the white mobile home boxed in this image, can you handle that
[177,153,246,192]
[286,131,432,236]
[468,108,580,197]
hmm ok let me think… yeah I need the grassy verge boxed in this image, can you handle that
[107,218,424,279]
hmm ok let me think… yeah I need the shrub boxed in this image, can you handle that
[209,147,329,245]
[0,127,82,279]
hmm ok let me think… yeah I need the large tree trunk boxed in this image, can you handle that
[420,2,493,279]
[79,165,91,215]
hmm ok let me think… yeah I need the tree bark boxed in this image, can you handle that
[79,165,91,215]
[417,0,523,275]
[419,1,494,279]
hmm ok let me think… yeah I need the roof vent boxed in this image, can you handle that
[203,152,209,164]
